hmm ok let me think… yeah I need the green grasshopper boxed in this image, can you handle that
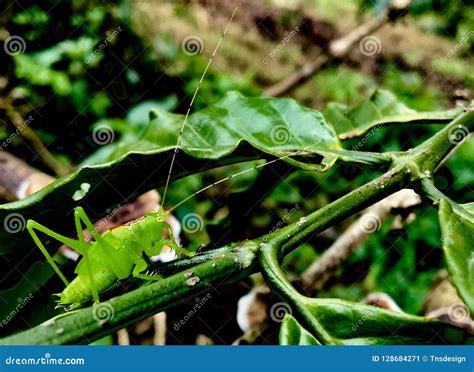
[27,207,192,308]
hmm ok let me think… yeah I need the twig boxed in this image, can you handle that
[0,97,70,176]
[0,151,54,201]
[363,292,403,312]
[117,329,130,345]
[153,312,167,345]
[263,56,328,97]
[263,0,411,97]
[301,189,420,291]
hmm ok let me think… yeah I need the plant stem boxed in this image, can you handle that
[0,244,259,345]
[259,243,337,344]
[266,111,474,257]
[408,110,473,173]
[271,164,410,256]
[420,178,450,204]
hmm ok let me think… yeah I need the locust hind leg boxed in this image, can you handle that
[72,211,100,304]
[26,220,84,287]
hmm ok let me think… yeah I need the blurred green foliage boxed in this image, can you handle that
[362,0,474,43]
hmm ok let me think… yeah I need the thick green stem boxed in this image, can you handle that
[408,110,473,173]
[257,112,474,345]
[275,165,409,256]
[0,244,258,345]
[259,243,337,344]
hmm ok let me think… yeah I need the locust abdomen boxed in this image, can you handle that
[60,268,116,306]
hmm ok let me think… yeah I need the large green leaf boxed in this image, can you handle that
[439,198,474,313]
[0,92,341,289]
[300,298,473,345]
[323,89,462,139]
[279,314,321,345]
[100,91,341,167]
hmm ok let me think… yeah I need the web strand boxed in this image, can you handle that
[161,5,240,206]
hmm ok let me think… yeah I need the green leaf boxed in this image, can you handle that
[323,89,462,139]
[279,314,321,345]
[301,298,473,345]
[0,92,341,288]
[439,198,474,313]
[103,91,342,169]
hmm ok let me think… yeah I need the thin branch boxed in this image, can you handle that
[116,329,130,345]
[0,97,70,176]
[0,151,54,201]
[263,0,411,97]
[263,56,328,97]
[153,312,167,345]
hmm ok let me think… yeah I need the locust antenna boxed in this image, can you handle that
[161,5,240,205]
[168,151,311,213]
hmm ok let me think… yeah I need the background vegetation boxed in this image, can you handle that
[0,0,472,345]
